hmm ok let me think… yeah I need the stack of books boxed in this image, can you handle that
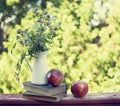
[22,81,67,102]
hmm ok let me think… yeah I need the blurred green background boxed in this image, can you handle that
[0,0,120,94]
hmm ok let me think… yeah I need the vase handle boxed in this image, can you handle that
[25,57,33,72]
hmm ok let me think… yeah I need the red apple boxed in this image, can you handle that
[71,80,88,98]
[47,69,64,87]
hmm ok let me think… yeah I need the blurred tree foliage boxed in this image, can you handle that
[0,0,120,93]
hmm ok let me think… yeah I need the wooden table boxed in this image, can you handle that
[0,93,120,106]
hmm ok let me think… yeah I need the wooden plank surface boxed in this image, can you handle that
[0,93,120,106]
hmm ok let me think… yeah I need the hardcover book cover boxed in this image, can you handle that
[23,91,66,102]
[23,81,67,96]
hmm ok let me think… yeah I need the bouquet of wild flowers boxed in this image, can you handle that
[13,10,62,80]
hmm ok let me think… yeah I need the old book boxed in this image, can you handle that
[23,91,66,102]
[23,81,67,96]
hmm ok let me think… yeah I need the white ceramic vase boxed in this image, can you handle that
[31,51,49,85]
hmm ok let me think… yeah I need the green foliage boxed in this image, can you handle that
[0,0,120,94]
[47,0,120,93]
[16,10,58,56]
